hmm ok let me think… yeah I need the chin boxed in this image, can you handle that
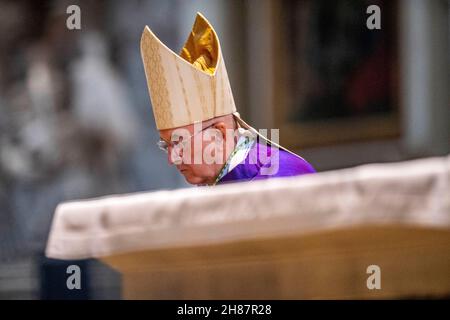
[182,172,207,185]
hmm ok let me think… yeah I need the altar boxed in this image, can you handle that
[46,156,450,299]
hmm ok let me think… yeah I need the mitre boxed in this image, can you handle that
[141,12,236,130]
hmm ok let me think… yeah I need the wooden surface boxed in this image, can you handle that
[102,226,450,299]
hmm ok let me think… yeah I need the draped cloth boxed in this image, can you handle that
[45,155,450,299]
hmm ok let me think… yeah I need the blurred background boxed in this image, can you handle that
[0,0,448,299]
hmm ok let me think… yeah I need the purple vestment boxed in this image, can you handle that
[217,141,316,184]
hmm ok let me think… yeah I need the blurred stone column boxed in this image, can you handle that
[400,0,450,156]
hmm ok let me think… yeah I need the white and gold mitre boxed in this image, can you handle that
[140,12,236,130]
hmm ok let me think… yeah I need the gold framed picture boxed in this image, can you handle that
[272,0,401,149]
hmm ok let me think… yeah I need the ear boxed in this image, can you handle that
[212,122,227,141]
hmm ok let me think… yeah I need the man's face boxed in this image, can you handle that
[159,119,234,185]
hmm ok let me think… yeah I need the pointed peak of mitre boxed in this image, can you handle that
[140,12,220,74]
[194,11,209,24]
[192,12,216,32]
[179,12,220,75]
[191,12,220,45]
[140,24,175,54]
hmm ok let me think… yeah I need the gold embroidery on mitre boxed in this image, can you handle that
[192,68,209,119]
[141,29,173,129]
[219,59,225,116]
[211,72,217,116]
[173,55,192,123]
[222,59,235,112]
